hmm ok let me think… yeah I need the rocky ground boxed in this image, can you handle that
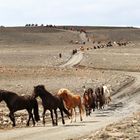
[75,112,140,140]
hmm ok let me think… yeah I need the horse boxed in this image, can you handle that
[95,86,105,109]
[72,49,77,55]
[57,88,83,122]
[103,85,112,105]
[33,85,71,126]
[0,90,40,127]
[83,88,97,116]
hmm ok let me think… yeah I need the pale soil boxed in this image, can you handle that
[0,27,140,140]
[75,112,140,140]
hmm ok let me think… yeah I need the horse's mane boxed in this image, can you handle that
[43,88,53,97]
[58,88,75,97]
[34,85,54,97]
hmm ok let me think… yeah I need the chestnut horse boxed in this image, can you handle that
[57,88,83,122]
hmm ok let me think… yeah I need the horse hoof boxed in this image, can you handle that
[26,124,29,127]
[12,124,16,127]
[53,123,57,126]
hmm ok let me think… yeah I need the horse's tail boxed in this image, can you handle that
[33,99,40,122]
[60,98,71,118]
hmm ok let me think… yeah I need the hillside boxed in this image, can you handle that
[0,26,81,46]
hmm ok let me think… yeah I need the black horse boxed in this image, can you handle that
[95,86,105,109]
[33,85,71,126]
[0,90,40,127]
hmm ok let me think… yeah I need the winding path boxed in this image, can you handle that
[59,51,84,68]
[59,32,88,68]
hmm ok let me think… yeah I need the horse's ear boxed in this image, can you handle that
[90,88,93,94]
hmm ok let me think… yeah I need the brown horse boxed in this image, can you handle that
[57,88,83,122]
[83,88,97,116]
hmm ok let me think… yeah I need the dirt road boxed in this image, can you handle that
[60,51,84,67]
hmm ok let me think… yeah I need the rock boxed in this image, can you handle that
[17,117,22,124]
[107,132,124,138]
[132,120,138,124]
[3,117,9,122]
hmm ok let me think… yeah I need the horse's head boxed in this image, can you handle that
[58,89,69,100]
[33,85,45,98]
[87,88,94,98]
[61,91,68,99]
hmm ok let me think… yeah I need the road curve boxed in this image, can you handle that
[59,51,84,68]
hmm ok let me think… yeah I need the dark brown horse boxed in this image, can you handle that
[95,86,105,109]
[33,85,71,126]
[83,88,97,116]
[0,90,40,127]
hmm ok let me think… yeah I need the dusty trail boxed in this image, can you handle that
[113,72,140,99]
[59,32,88,68]
[60,51,84,67]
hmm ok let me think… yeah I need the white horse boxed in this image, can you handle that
[103,85,112,105]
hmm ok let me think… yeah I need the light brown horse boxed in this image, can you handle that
[57,88,83,122]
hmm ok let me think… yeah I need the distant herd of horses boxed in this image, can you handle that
[0,84,112,127]
[68,40,130,57]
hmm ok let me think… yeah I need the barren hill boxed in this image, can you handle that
[58,26,140,42]
[0,26,81,46]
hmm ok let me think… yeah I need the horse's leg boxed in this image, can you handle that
[70,109,73,123]
[42,108,46,126]
[74,108,76,122]
[60,109,65,124]
[50,110,55,126]
[54,109,58,126]
[27,109,35,126]
[31,112,35,126]
[26,110,31,126]
[89,108,91,116]
[9,112,15,127]
[79,106,83,121]
[85,107,88,116]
